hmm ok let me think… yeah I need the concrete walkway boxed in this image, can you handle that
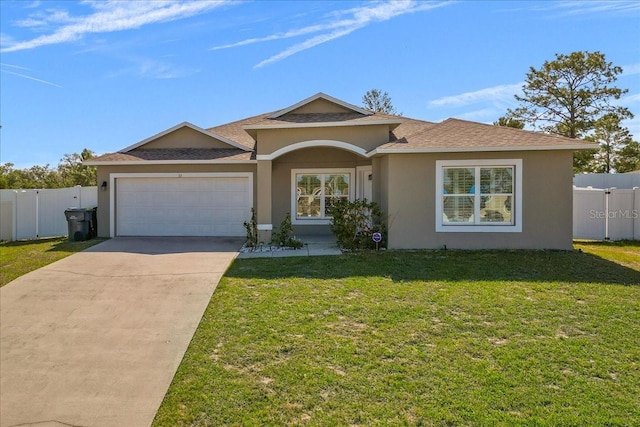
[0,237,243,427]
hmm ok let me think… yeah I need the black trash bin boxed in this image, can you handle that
[64,207,92,241]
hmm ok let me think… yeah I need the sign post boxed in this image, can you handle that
[372,232,382,251]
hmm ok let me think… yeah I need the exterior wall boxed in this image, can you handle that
[257,125,391,155]
[381,150,575,250]
[271,147,370,236]
[256,160,272,243]
[376,156,390,217]
[95,163,257,237]
[142,127,235,149]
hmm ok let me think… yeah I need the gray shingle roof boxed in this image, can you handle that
[89,148,254,162]
[381,118,595,151]
[87,96,595,165]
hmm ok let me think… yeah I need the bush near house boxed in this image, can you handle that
[271,213,303,249]
[329,199,385,250]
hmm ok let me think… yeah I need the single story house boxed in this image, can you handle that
[85,92,594,249]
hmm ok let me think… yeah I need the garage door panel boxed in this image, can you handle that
[225,193,247,206]
[116,176,251,237]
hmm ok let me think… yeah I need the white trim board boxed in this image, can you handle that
[85,159,256,166]
[435,159,523,233]
[257,140,368,161]
[291,168,355,226]
[119,122,252,152]
[268,92,373,118]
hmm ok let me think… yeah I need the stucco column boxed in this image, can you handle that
[256,159,273,243]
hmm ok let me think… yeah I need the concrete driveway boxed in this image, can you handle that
[0,237,243,427]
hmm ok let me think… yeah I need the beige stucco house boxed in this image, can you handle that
[85,93,594,249]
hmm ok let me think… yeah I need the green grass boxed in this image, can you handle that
[154,243,640,426]
[575,240,640,271]
[0,237,105,287]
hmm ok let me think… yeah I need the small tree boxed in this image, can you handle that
[243,208,258,248]
[271,213,303,249]
[493,116,524,129]
[613,140,640,173]
[586,113,634,173]
[362,89,398,114]
[58,148,97,187]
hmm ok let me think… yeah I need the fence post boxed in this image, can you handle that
[12,190,18,241]
[75,185,82,207]
[604,188,611,241]
[632,187,640,240]
[35,189,40,239]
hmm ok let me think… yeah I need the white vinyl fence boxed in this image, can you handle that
[574,173,640,190]
[0,186,97,241]
[573,186,640,241]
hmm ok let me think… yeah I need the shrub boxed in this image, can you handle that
[243,208,258,248]
[329,199,385,250]
[271,213,303,249]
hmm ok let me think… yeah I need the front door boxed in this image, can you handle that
[356,166,373,201]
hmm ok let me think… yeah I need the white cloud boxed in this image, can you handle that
[620,93,640,105]
[212,0,450,68]
[455,108,500,123]
[15,9,72,29]
[1,1,231,53]
[255,26,360,68]
[550,1,640,15]
[0,62,31,70]
[0,67,62,87]
[623,116,639,140]
[508,1,640,16]
[106,56,200,80]
[428,83,524,108]
[0,32,17,49]
[621,63,640,76]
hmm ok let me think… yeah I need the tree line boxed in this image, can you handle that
[0,149,97,189]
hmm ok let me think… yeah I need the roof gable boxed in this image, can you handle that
[120,122,251,152]
[268,92,372,118]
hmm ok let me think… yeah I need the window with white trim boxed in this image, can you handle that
[435,159,522,232]
[292,169,354,224]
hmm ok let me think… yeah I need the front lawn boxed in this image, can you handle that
[154,243,640,426]
[0,237,105,287]
[575,240,640,271]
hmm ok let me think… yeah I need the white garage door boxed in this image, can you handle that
[116,175,252,236]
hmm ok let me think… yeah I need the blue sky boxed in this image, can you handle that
[1,0,639,169]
